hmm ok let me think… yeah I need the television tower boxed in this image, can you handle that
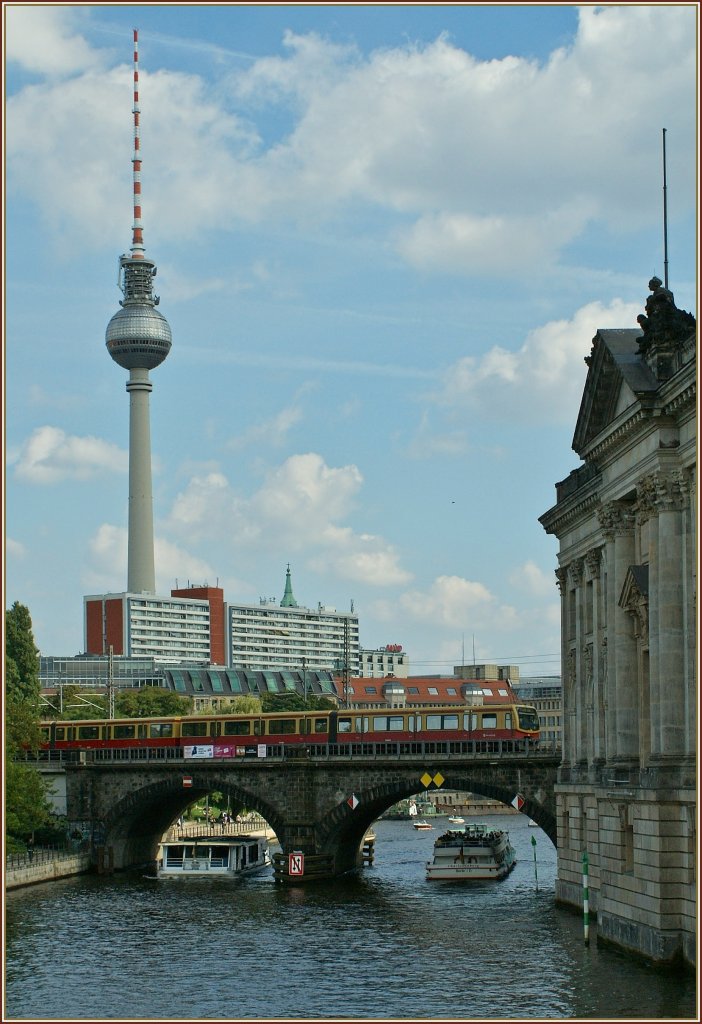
[105,29,172,594]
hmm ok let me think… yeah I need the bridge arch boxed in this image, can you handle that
[99,773,284,870]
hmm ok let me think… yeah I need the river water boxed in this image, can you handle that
[4,814,696,1021]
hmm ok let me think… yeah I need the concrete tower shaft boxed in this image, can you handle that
[105,29,171,595]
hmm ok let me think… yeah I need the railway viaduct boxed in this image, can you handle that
[62,750,559,879]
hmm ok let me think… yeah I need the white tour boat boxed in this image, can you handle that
[413,820,434,831]
[426,822,516,881]
[157,835,271,878]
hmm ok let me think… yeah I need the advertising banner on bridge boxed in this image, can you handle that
[184,745,214,759]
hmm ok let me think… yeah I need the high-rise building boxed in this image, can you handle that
[227,566,360,675]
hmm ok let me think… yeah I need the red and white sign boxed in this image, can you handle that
[511,793,525,811]
[182,776,193,788]
[289,852,305,877]
[347,794,359,810]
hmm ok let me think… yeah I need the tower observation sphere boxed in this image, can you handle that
[106,255,172,370]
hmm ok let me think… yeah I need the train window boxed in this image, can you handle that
[149,723,173,738]
[254,720,262,736]
[505,712,512,730]
[482,714,497,729]
[426,715,442,730]
[355,717,368,733]
[372,717,389,732]
[138,724,147,739]
[40,727,50,740]
[182,722,208,737]
[78,726,100,740]
[463,713,478,732]
[338,718,352,733]
[388,716,405,731]
[223,721,251,736]
[55,728,65,740]
[113,725,136,739]
[408,716,415,732]
[267,719,296,734]
[442,715,459,730]
[313,718,328,734]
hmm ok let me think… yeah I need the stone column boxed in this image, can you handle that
[585,547,604,765]
[650,471,686,758]
[599,501,638,765]
[569,559,585,766]
[597,507,616,764]
[555,566,569,764]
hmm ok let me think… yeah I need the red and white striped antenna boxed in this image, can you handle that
[130,28,145,259]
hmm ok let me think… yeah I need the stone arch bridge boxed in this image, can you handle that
[65,749,559,880]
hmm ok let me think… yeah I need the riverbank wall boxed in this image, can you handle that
[6,850,92,891]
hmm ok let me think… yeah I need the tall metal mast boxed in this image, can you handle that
[662,128,669,289]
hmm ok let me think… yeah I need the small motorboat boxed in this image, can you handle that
[448,816,465,824]
[413,820,434,830]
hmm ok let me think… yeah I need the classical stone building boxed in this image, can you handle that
[540,277,696,967]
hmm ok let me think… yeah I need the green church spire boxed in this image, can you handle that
[280,564,298,607]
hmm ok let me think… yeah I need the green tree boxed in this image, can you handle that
[115,687,193,718]
[201,695,262,715]
[260,692,306,712]
[5,603,52,848]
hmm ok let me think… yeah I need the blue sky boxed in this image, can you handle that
[4,4,698,676]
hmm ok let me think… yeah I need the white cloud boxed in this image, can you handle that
[432,298,642,425]
[398,575,497,630]
[6,537,26,558]
[226,396,307,451]
[83,523,216,595]
[509,560,556,598]
[5,7,100,76]
[14,426,127,483]
[6,7,695,272]
[166,452,411,587]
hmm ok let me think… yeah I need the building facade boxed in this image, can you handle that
[227,566,360,675]
[84,592,212,664]
[513,676,563,750]
[539,278,696,966]
[357,645,409,678]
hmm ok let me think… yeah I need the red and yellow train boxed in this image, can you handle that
[40,702,540,756]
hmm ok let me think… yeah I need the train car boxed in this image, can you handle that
[40,702,539,757]
[40,717,180,752]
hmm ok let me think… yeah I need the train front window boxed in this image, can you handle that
[517,707,539,731]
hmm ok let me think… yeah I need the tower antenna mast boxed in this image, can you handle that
[131,28,145,259]
[662,128,669,289]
